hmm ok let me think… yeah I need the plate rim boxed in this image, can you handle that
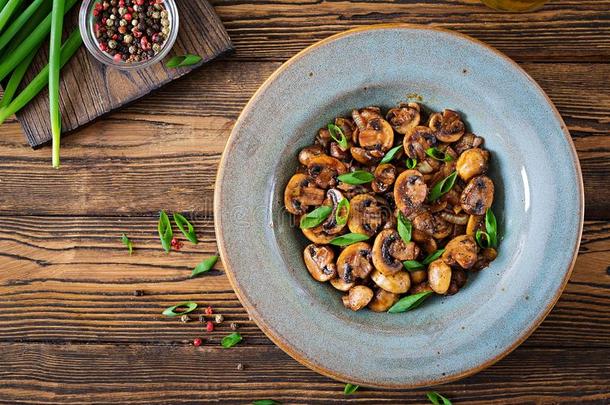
[214,23,585,388]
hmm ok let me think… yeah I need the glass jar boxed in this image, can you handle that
[79,0,179,70]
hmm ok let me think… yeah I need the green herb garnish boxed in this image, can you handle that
[423,248,445,265]
[380,145,402,164]
[387,291,433,313]
[158,210,173,253]
[300,205,332,229]
[165,54,202,68]
[425,147,454,162]
[121,233,133,255]
[162,301,198,317]
[329,233,369,247]
[191,255,219,278]
[403,260,424,271]
[335,198,350,226]
[337,170,374,185]
[428,171,458,201]
[344,383,359,395]
[406,157,418,169]
[475,229,490,249]
[221,332,243,348]
[427,391,452,405]
[252,401,281,405]
[397,212,412,243]
[485,208,498,248]
[328,123,348,150]
[173,213,198,244]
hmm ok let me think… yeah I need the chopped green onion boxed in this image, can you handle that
[403,260,424,271]
[173,213,198,244]
[427,391,452,405]
[252,401,280,405]
[165,54,202,68]
[337,170,374,185]
[380,145,402,164]
[121,233,133,255]
[221,332,243,348]
[191,255,219,278]
[423,248,445,265]
[475,229,491,249]
[0,28,82,124]
[428,171,458,201]
[49,0,66,168]
[335,198,350,226]
[343,383,359,395]
[406,157,417,169]
[162,301,198,317]
[425,147,454,162]
[158,210,173,253]
[329,233,369,247]
[300,205,332,229]
[485,208,498,248]
[328,123,348,150]
[388,291,433,313]
[397,212,412,243]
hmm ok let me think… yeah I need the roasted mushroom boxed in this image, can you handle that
[466,214,485,236]
[317,189,348,235]
[348,194,391,237]
[284,173,325,215]
[394,169,427,216]
[371,269,411,294]
[336,242,374,283]
[303,244,337,282]
[460,175,494,215]
[454,132,483,155]
[306,155,348,189]
[442,235,479,269]
[386,102,421,134]
[358,117,394,152]
[403,126,437,161]
[429,109,465,143]
[456,148,490,181]
[411,210,452,240]
[298,145,325,166]
[330,277,355,292]
[427,259,452,294]
[342,285,374,311]
[372,229,420,275]
[372,163,397,194]
[368,288,400,312]
[350,146,383,165]
[447,268,467,295]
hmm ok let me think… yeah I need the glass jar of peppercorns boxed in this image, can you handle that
[79,0,179,69]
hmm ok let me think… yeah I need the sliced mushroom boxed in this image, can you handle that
[302,226,335,244]
[466,214,485,236]
[427,259,452,294]
[429,109,465,143]
[352,107,383,131]
[303,244,337,282]
[336,242,374,283]
[368,288,400,312]
[358,117,394,152]
[315,127,332,150]
[409,281,433,295]
[298,145,325,166]
[412,229,438,254]
[410,269,428,284]
[284,173,325,215]
[456,148,490,181]
[318,189,348,235]
[348,194,391,237]
[372,163,397,193]
[411,210,452,240]
[330,277,355,292]
[372,229,420,275]
[335,117,355,144]
[329,142,350,160]
[371,269,411,294]
[447,268,467,295]
[342,285,374,311]
[403,126,437,160]
[306,155,348,189]
[394,169,427,216]
[386,102,421,134]
[442,235,479,269]
[350,146,383,165]
[454,132,484,155]
[472,247,498,271]
[460,175,494,215]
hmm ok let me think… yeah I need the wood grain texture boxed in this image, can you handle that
[0,61,608,218]
[211,0,610,63]
[0,217,607,348]
[9,0,233,147]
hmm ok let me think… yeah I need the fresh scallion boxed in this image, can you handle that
[387,291,433,313]
[428,171,458,201]
[121,233,133,254]
[396,212,412,243]
[343,383,359,395]
[0,50,38,108]
[165,54,202,68]
[426,391,452,405]
[380,145,402,164]
[158,210,173,253]
[335,198,350,226]
[406,157,417,169]
[328,123,349,150]
[0,0,45,53]
[49,0,66,168]
[425,147,453,162]
[337,170,374,185]
[173,213,198,244]
[0,0,24,34]
[221,332,242,348]
[299,205,332,229]
[329,233,369,247]
[162,301,198,317]
[191,255,219,278]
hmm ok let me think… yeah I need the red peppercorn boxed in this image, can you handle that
[93,9,99,16]
[204,306,213,315]
[132,29,142,38]
[112,34,118,40]
[119,0,125,5]
[94,2,102,10]
[123,12,132,21]
[193,338,202,347]
[101,17,107,24]
[135,0,144,5]
[113,53,122,62]
[140,36,150,51]
[206,321,214,332]
[127,6,133,11]
[99,42,108,51]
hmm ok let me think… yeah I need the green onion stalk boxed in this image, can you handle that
[0,0,23,33]
[49,0,65,168]
[0,28,82,125]
[0,49,38,108]
[0,0,51,59]
[0,0,46,53]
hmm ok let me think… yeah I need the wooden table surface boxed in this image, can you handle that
[1,1,609,404]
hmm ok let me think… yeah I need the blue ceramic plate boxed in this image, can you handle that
[215,24,583,388]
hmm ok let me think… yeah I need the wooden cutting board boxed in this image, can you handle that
[5,0,233,147]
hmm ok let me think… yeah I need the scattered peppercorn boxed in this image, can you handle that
[170,237,183,250]
[193,337,202,347]
[206,321,214,332]
[236,363,244,371]
[230,322,238,331]
[133,290,144,296]
[215,314,224,324]
[180,314,191,323]
[92,0,171,63]
[204,306,213,315]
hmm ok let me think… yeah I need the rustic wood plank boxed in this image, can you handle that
[211,0,610,63]
[0,217,607,347]
[10,0,233,147]
[0,343,608,404]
